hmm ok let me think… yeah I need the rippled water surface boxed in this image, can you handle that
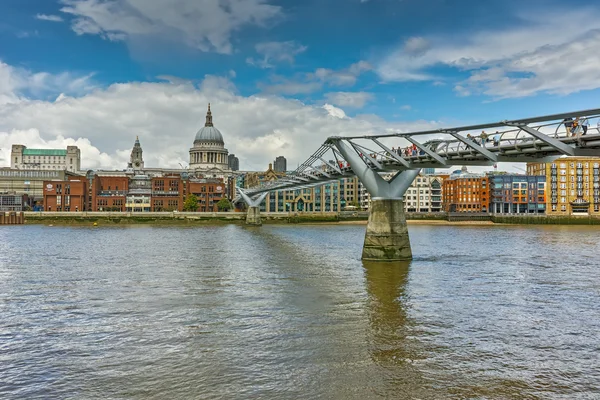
[1,223,599,399]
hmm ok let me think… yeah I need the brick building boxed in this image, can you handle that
[151,175,183,211]
[442,169,490,213]
[43,177,88,211]
[89,174,129,211]
[186,178,226,212]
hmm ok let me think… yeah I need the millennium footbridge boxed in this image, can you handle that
[237,108,600,261]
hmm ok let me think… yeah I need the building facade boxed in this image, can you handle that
[126,175,152,212]
[89,174,129,211]
[528,157,600,215]
[356,173,444,212]
[151,175,183,211]
[228,154,240,171]
[442,169,490,213]
[403,174,444,212]
[0,168,81,206]
[11,145,81,172]
[0,194,28,211]
[243,163,342,212]
[187,178,226,212]
[490,175,546,214]
[43,177,88,211]
[274,156,287,173]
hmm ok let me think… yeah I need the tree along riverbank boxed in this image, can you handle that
[21,211,600,226]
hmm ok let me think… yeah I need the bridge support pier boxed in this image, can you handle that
[238,189,268,226]
[332,140,420,261]
[246,206,262,226]
[363,199,411,261]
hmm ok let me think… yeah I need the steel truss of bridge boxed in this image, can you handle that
[237,108,600,261]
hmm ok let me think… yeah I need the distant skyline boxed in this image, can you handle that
[1,0,599,171]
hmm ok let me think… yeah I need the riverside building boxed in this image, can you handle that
[43,177,88,212]
[403,174,444,212]
[358,173,444,212]
[11,145,81,172]
[0,168,81,206]
[243,163,343,212]
[490,174,546,214]
[442,168,490,213]
[527,157,600,215]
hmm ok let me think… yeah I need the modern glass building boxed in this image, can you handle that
[490,175,546,214]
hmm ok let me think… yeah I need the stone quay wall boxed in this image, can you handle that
[21,211,600,226]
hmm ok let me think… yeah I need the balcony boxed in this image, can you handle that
[128,188,152,195]
[98,191,127,196]
[151,190,180,196]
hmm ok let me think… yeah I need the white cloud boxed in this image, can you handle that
[324,92,373,108]
[0,62,441,172]
[322,104,347,119]
[400,105,411,111]
[59,0,282,54]
[35,14,64,22]
[0,62,95,105]
[377,7,600,98]
[259,60,372,95]
[314,60,372,86]
[247,41,307,68]
[403,36,430,56]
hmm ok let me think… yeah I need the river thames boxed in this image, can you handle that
[0,224,599,399]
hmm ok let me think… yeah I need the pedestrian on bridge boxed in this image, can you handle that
[480,131,489,146]
[493,131,501,146]
[572,117,581,137]
[581,117,589,135]
[563,117,573,136]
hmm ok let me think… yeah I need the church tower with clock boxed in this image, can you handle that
[128,136,144,171]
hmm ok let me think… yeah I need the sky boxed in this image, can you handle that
[1,0,599,171]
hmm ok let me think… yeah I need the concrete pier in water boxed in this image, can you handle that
[246,206,262,226]
[362,199,411,261]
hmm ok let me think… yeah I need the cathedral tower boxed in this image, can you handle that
[128,136,144,170]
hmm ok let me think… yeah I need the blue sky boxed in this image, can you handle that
[1,0,599,169]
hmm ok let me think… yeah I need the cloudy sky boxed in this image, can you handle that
[1,0,599,171]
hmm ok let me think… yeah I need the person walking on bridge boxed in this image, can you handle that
[563,117,573,136]
[480,131,489,147]
[581,117,589,135]
[493,131,501,146]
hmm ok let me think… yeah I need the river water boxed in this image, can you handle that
[0,223,599,399]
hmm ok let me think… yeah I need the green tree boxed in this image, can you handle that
[183,194,199,212]
[216,198,233,211]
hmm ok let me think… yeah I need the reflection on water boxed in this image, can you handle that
[363,261,433,399]
[0,224,599,399]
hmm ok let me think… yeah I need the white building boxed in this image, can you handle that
[403,174,444,212]
[11,145,81,172]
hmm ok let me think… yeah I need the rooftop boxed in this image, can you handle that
[22,149,67,156]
